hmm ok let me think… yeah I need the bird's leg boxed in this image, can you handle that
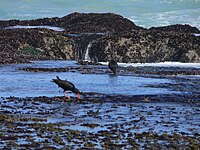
[77,93,81,99]
[64,91,70,99]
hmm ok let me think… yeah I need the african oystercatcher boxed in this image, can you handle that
[52,76,81,99]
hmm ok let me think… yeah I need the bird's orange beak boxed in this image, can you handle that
[77,93,81,99]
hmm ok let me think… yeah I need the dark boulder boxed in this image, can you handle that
[60,12,144,33]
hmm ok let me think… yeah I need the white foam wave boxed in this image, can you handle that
[99,61,200,68]
[5,25,65,31]
[130,8,200,30]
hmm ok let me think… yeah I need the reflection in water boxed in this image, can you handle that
[108,74,118,86]
[0,60,179,98]
[108,74,118,78]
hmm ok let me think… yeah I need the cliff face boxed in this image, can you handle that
[0,12,200,64]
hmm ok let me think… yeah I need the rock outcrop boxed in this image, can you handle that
[0,12,200,64]
[0,12,143,33]
[0,28,73,64]
[89,30,200,63]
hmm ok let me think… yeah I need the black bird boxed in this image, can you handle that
[51,76,81,99]
[108,60,118,74]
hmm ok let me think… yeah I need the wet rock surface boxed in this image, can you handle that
[0,94,199,149]
[21,64,200,75]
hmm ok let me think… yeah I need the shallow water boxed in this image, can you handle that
[0,60,178,98]
[59,102,200,135]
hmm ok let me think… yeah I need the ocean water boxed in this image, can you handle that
[0,0,199,29]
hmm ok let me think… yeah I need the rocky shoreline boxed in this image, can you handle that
[0,93,199,149]
[0,59,200,149]
[0,12,200,64]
